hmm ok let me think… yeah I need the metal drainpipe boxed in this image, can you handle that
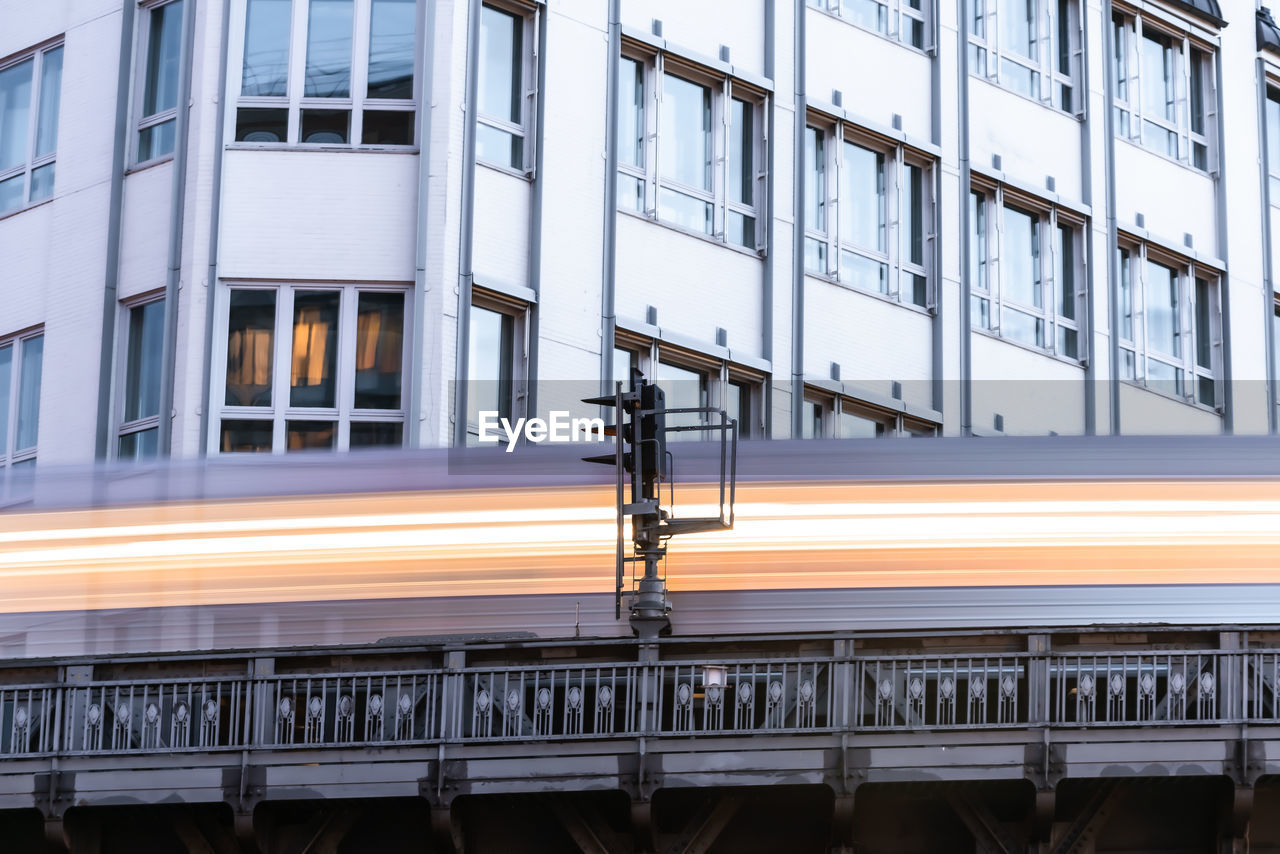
[1079,0,1096,435]
[525,4,548,419]
[790,0,806,439]
[453,0,482,446]
[1260,58,1277,435]
[1214,51,1232,434]
[409,0,438,447]
[92,0,138,459]
[1102,0,1121,435]
[599,0,621,397]
[157,0,198,456]
[198,0,233,456]
[929,0,943,418]
[762,0,775,437]
[957,0,972,435]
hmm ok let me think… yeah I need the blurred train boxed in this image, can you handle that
[2,435,1280,659]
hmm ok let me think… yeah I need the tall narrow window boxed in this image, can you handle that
[0,332,42,469]
[970,190,990,328]
[617,56,645,212]
[841,141,888,294]
[726,98,756,249]
[0,44,63,214]
[119,300,165,460]
[804,127,827,273]
[467,300,525,445]
[1140,31,1176,158]
[1002,206,1043,348]
[477,3,529,171]
[236,0,417,146]
[660,73,713,234]
[137,1,185,162]
[999,0,1038,97]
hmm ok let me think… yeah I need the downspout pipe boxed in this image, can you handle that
[1215,51,1233,433]
[929,0,943,417]
[409,1,438,446]
[1102,0,1121,435]
[762,0,775,437]
[1079,0,1096,434]
[1260,59,1277,435]
[157,0,199,456]
[957,0,972,435]
[92,0,138,459]
[599,0,621,396]
[526,4,548,418]
[453,0,483,446]
[791,0,806,438]
[198,0,233,456]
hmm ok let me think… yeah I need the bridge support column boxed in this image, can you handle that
[1218,784,1252,854]
[829,792,856,853]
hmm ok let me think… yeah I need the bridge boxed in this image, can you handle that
[2,625,1278,852]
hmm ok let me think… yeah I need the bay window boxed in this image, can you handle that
[1111,10,1215,170]
[1116,240,1220,407]
[236,0,418,146]
[805,121,933,308]
[969,0,1081,112]
[0,42,63,214]
[216,284,408,452]
[970,184,1085,360]
[617,47,767,251]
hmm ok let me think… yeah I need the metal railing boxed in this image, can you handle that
[2,650,1277,759]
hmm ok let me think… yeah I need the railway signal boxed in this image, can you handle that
[584,369,737,638]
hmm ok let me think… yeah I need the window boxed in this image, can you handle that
[970,184,1084,359]
[805,121,932,308]
[0,331,43,470]
[969,0,1080,111]
[802,389,937,438]
[1267,90,1280,203]
[614,336,763,439]
[0,43,63,215]
[136,1,184,163]
[806,0,929,50]
[477,2,536,172]
[1116,240,1220,407]
[1274,301,1280,427]
[217,284,408,452]
[1111,11,1214,170]
[617,49,766,251]
[466,294,527,444]
[236,0,417,146]
[118,299,165,459]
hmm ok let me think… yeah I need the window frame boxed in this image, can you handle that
[806,0,932,53]
[618,43,769,254]
[233,0,421,149]
[802,387,938,438]
[0,40,64,216]
[1115,237,1221,409]
[969,181,1087,362]
[115,293,166,460]
[804,118,935,310]
[0,329,44,470]
[134,0,186,166]
[1110,8,1216,172]
[968,0,1082,114]
[475,0,539,176]
[465,289,530,444]
[211,281,412,454]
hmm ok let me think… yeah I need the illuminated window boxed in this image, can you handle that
[118,298,165,460]
[0,42,63,215]
[618,47,767,251]
[136,1,185,163]
[0,330,43,470]
[235,0,418,146]
[216,284,408,453]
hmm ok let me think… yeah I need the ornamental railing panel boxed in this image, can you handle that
[854,655,1031,730]
[1049,652,1226,726]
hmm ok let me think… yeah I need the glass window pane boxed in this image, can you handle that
[367,0,415,99]
[970,192,986,292]
[119,428,159,460]
[658,361,705,441]
[839,410,883,438]
[1141,32,1175,123]
[0,345,10,454]
[138,120,176,161]
[225,290,276,407]
[805,127,825,233]
[242,0,291,97]
[612,347,633,387]
[1189,49,1205,136]
[904,163,924,266]
[726,381,750,438]
[362,109,414,145]
[125,300,165,422]
[478,5,521,124]
[842,0,887,33]
[1273,309,1280,405]
[728,211,755,250]
[1002,207,1040,310]
[1268,97,1280,182]
[16,336,42,451]
[143,2,184,119]
[1145,260,1180,358]
[1119,248,1133,340]
[1000,0,1037,60]
[290,290,340,407]
[28,163,53,202]
[305,0,353,97]
[0,175,23,213]
[221,419,272,452]
[468,306,514,428]
[354,292,404,409]
[476,122,522,168]
[661,74,711,191]
[618,57,643,169]
[1002,307,1044,348]
[35,47,62,157]
[0,59,33,172]
[1146,358,1180,397]
[840,142,884,253]
[1194,278,1212,370]
[840,250,888,294]
[1057,225,1075,320]
[235,107,288,142]
[659,187,712,234]
[802,400,823,439]
[301,108,349,143]
[350,421,403,447]
[287,420,336,450]
[729,98,753,206]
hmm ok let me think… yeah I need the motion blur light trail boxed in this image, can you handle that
[3,479,1280,615]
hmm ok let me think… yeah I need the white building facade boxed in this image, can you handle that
[3,0,1280,469]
